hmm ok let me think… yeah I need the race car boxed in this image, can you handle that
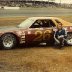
[0,17,72,49]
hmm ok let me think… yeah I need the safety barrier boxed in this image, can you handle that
[0,6,1,9]
[4,7,20,9]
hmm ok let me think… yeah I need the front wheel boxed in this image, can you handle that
[0,33,17,50]
[66,33,72,45]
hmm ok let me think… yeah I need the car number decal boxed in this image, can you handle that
[43,30,51,40]
[34,30,51,41]
[34,31,42,41]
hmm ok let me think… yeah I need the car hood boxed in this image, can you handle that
[0,26,19,32]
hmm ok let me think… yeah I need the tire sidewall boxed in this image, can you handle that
[66,33,72,45]
[0,33,17,50]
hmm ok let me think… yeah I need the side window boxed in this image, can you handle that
[30,19,55,28]
[30,20,43,28]
[42,19,55,27]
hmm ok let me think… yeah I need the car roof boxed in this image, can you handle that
[29,17,59,20]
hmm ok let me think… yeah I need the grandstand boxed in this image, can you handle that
[0,0,57,7]
[0,0,72,8]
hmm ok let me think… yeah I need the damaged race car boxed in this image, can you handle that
[0,17,72,49]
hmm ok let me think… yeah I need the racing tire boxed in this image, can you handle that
[66,33,72,45]
[0,33,17,50]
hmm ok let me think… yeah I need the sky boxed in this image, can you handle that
[35,0,72,4]
[55,0,72,4]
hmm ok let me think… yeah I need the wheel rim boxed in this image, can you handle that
[3,35,14,48]
[67,39,72,45]
[67,34,72,45]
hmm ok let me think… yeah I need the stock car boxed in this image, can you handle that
[0,17,72,49]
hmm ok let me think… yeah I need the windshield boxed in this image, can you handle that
[18,18,35,29]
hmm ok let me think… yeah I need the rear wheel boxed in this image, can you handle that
[66,33,72,45]
[0,33,17,50]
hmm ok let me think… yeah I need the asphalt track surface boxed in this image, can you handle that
[0,8,72,17]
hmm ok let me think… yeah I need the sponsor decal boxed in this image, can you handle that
[17,31,25,35]
[28,31,31,34]
[70,27,72,30]
[17,31,25,43]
